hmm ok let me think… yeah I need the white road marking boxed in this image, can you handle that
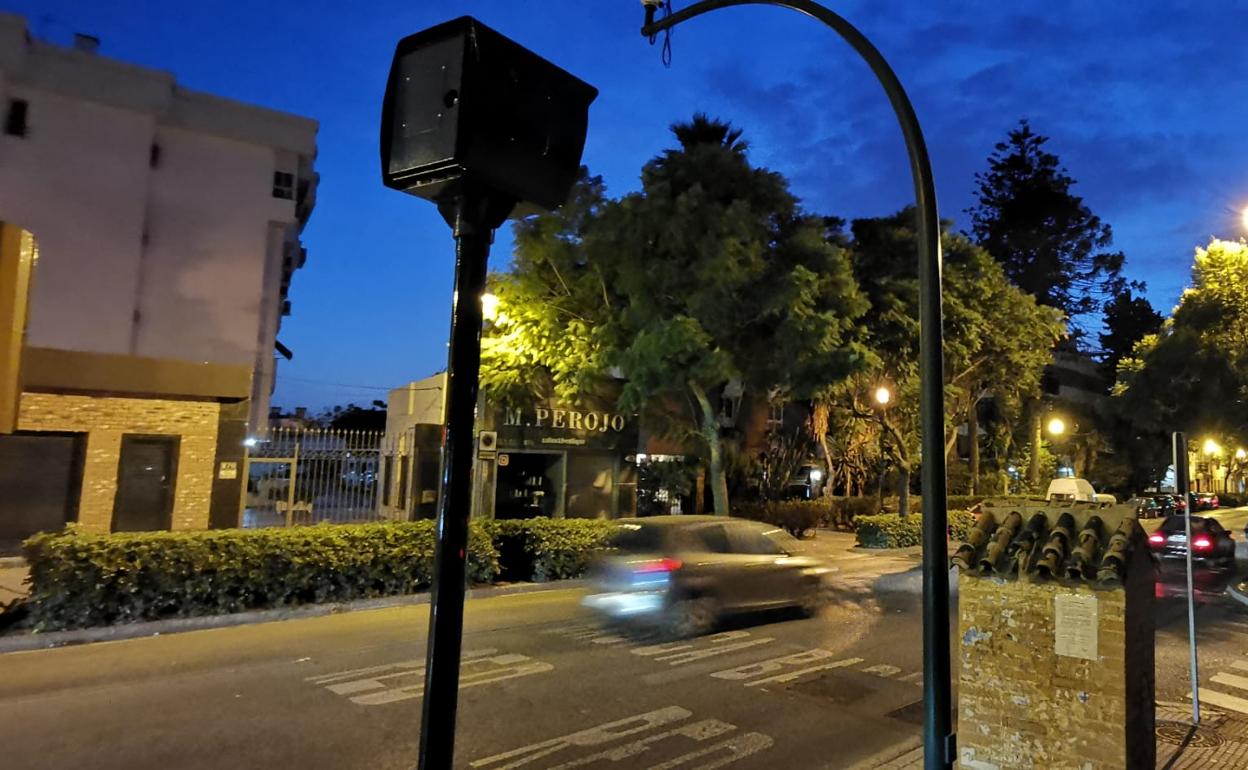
[654,638,775,666]
[311,650,552,706]
[470,705,773,770]
[1211,672,1248,692]
[861,664,902,678]
[744,656,864,687]
[1230,660,1248,673]
[709,649,836,681]
[470,706,693,768]
[1195,688,1248,715]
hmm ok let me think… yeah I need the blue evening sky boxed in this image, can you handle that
[12,1,1248,409]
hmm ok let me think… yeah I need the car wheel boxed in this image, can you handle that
[662,595,719,640]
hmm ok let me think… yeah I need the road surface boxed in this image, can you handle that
[2,513,1248,769]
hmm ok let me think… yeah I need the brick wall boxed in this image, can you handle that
[17,392,220,532]
[957,553,1154,770]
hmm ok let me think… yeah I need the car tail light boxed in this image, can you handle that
[634,558,683,574]
[1193,536,1213,551]
[1148,533,1165,546]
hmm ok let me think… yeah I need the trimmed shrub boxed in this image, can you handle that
[828,496,881,529]
[854,510,977,549]
[22,522,500,631]
[1218,492,1245,508]
[733,500,827,537]
[488,518,618,582]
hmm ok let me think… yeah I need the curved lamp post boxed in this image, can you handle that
[640,4,952,766]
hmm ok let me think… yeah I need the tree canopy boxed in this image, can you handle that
[967,120,1125,325]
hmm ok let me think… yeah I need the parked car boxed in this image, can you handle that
[582,516,833,638]
[1149,515,1236,570]
[1193,492,1220,511]
[1149,495,1178,517]
[1128,497,1161,518]
[1170,494,1188,515]
[1046,478,1097,503]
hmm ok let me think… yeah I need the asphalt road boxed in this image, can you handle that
[3,511,1248,770]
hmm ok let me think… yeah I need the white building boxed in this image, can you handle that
[0,14,318,548]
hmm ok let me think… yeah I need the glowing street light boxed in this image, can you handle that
[874,386,892,406]
[1203,438,1222,456]
[1241,205,1248,232]
[481,292,499,322]
[1236,448,1247,461]
[1046,417,1066,437]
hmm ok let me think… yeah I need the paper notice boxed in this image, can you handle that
[1054,593,1098,660]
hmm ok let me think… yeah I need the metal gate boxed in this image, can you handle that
[241,428,384,527]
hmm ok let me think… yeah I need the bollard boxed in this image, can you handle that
[952,512,997,571]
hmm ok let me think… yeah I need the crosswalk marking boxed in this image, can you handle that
[1196,687,1248,715]
[1231,660,1248,674]
[1211,672,1248,692]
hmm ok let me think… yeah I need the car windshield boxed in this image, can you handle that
[608,523,665,553]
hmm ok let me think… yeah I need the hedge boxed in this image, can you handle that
[21,521,501,631]
[488,518,618,582]
[854,510,977,549]
[733,500,826,537]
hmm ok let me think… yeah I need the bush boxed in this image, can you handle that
[854,510,977,549]
[488,519,618,582]
[1219,492,1245,508]
[733,500,827,537]
[22,522,500,631]
[828,496,881,529]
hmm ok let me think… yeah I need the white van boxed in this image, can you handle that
[1046,478,1097,504]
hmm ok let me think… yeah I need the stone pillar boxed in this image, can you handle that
[955,503,1154,769]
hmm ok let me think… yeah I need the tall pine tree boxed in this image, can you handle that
[967,120,1125,327]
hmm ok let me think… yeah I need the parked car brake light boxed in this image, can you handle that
[1192,536,1213,551]
[1148,533,1165,545]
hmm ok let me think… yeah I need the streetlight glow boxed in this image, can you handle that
[481,292,499,322]
[1236,448,1247,461]
[1046,417,1066,436]
[873,386,891,406]
[1241,205,1248,232]
[1203,438,1222,456]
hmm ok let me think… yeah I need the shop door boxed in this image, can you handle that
[112,435,179,532]
[495,452,562,519]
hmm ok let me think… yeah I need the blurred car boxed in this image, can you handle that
[782,464,826,500]
[1193,492,1220,511]
[1148,515,1235,570]
[1169,494,1188,515]
[582,516,832,638]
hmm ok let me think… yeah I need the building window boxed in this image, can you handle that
[767,401,784,429]
[4,99,29,137]
[272,171,295,200]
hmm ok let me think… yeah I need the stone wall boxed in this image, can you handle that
[17,392,220,532]
[957,553,1154,769]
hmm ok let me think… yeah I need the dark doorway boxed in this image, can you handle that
[0,433,85,555]
[112,435,179,532]
[494,452,562,519]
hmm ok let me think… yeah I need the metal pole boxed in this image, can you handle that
[643,3,952,765]
[1174,431,1200,724]
[417,190,507,770]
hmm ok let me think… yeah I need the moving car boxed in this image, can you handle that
[583,516,832,638]
[1149,515,1236,570]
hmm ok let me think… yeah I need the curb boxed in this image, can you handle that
[0,556,26,569]
[0,579,587,655]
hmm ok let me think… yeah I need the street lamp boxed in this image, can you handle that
[1203,438,1222,456]
[481,292,499,323]
[1046,417,1066,437]
[1236,448,1246,461]
[874,385,892,406]
[1241,204,1248,232]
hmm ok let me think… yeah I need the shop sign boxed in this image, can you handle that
[497,403,635,450]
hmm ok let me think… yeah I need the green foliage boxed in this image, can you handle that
[487,519,618,583]
[21,522,500,631]
[827,496,882,529]
[854,510,977,549]
[967,119,1125,321]
[1099,288,1163,378]
[637,458,699,517]
[733,500,828,537]
[1112,238,1248,487]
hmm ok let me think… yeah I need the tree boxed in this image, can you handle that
[317,403,387,432]
[833,210,1063,512]
[594,115,868,513]
[1112,238,1248,488]
[1099,287,1163,378]
[967,120,1125,325]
